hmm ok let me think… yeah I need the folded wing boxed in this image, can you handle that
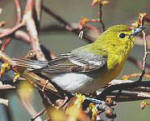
[12,53,107,74]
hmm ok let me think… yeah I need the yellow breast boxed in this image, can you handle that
[100,60,125,84]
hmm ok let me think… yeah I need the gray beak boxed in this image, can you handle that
[131,26,144,36]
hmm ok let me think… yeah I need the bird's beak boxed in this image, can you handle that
[131,26,144,36]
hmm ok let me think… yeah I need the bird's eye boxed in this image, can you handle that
[119,33,126,38]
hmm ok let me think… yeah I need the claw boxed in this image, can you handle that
[13,73,20,82]
[0,63,10,78]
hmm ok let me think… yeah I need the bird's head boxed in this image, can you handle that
[94,24,143,55]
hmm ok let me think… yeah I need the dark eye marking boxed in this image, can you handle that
[119,33,126,38]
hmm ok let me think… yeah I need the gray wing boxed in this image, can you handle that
[12,53,107,73]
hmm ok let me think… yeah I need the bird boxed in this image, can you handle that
[12,25,143,94]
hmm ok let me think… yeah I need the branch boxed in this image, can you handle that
[97,79,150,100]
[34,0,43,32]
[30,108,46,121]
[23,0,46,61]
[14,0,22,24]
[99,3,105,31]
[0,22,24,38]
[138,31,150,81]
[0,82,15,90]
[122,73,150,80]
[42,5,94,43]
[0,38,12,52]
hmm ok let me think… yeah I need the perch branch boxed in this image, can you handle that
[98,79,150,100]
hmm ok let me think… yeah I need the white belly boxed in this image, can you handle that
[51,73,105,93]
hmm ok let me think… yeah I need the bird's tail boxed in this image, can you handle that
[12,58,48,71]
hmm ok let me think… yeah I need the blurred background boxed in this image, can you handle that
[0,0,150,121]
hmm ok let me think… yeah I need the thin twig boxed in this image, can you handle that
[14,0,22,24]
[30,108,46,121]
[35,0,43,32]
[23,0,46,60]
[99,4,105,31]
[1,38,12,52]
[105,91,150,102]
[42,5,94,43]
[14,30,31,43]
[42,5,73,31]
[122,73,150,80]
[0,22,24,38]
[138,31,149,81]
